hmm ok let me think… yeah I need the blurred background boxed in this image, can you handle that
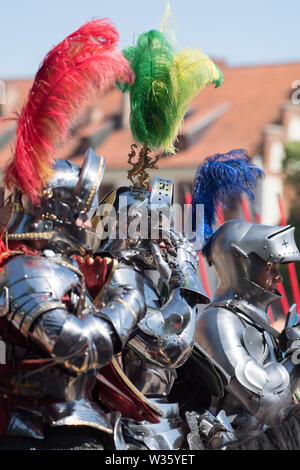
[1,0,300,324]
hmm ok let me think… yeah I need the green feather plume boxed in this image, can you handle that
[118,29,223,155]
[169,48,223,147]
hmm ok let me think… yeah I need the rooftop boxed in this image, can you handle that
[1,61,300,171]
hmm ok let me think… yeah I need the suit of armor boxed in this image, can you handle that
[0,149,145,449]
[94,178,236,449]
[195,220,300,431]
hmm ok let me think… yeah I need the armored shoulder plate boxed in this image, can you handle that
[196,304,295,413]
[97,264,146,347]
[195,305,247,378]
[0,254,86,336]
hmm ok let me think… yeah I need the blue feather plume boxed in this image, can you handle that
[192,149,264,248]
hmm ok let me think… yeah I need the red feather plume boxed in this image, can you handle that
[4,18,134,203]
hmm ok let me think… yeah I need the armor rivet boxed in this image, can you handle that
[43,188,53,199]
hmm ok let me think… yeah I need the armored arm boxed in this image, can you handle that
[128,288,196,369]
[30,306,114,373]
[169,232,209,306]
[94,264,146,349]
[0,255,135,374]
[151,231,209,306]
[195,306,298,416]
[126,233,208,369]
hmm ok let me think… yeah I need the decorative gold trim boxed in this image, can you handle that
[52,420,113,435]
[8,232,53,240]
[127,144,160,189]
[111,356,163,416]
[52,257,84,278]
[94,258,118,306]
[0,251,10,261]
[21,301,67,337]
[83,158,105,212]
[115,298,137,322]
[91,188,118,234]
[42,188,53,199]
[41,212,57,221]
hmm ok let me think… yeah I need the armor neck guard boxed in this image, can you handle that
[213,276,281,313]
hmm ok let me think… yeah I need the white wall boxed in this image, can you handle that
[260,175,283,225]
[287,116,300,141]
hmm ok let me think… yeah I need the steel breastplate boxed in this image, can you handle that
[0,253,112,438]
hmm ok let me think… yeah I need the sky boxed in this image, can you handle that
[0,0,300,79]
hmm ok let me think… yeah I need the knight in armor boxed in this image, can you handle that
[192,150,300,434]
[91,176,237,449]
[195,220,300,431]
[0,149,149,450]
[84,19,236,449]
[0,19,138,449]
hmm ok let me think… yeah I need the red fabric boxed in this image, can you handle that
[0,230,10,268]
[278,196,300,314]
[74,255,110,300]
[7,242,39,256]
[96,363,160,423]
[0,242,40,271]
[198,252,212,298]
[241,197,252,222]
[217,205,225,225]
[277,281,291,315]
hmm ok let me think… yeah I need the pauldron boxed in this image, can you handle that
[0,254,87,335]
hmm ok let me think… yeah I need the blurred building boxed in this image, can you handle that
[1,60,300,303]
[1,61,300,226]
[0,62,300,224]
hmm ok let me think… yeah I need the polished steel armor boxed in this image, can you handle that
[195,220,300,428]
[0,150,146,447]
[8,148,105,255]
[96,179,235,449]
